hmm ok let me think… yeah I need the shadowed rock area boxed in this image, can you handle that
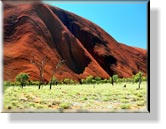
[3,2,147,81]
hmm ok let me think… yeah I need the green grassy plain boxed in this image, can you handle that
[3,82,147,112]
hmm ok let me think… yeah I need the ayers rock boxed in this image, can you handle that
[3,2,147,82]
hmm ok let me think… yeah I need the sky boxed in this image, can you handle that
[44,1,147,49]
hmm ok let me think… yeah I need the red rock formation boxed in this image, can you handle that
[3,2,147,82]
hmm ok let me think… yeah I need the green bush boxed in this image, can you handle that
[112,75,118,83]
[101,79,108,84]
[4,81,20,86]
[126,78,133,83]
[120,104,131,109]
[85,75,94,84]
[52,77,58,84]
[81,79,86,84]
[81,76,117,84]
[91,79,96,84]
[29,81,40,86]
[117,78,123,83]
[81,75,94,84]
[63,78,77,84]
[4,81,11,86]
[59,102,71,109]
[16,73,29,87]
[49,77,58,85]
[133,72,143,83]
[119,78,133,83]
[81,74,146,84]
[3,81,12,92]
[142,76,147,81]
[108,77,112,84]
[94,77,102,81]
[58,80,64,85]
[81,76,108,84]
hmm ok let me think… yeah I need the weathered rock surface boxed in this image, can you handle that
[3,2,147,81]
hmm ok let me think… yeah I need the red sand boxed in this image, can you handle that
[3,2,147,81]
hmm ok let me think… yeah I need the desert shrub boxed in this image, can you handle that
[123,78,127,83]
[85,75,94,84]
[29,81,40,86]
[63,78,77,84]
[6,81,20,86]
[3,81,11,92]
[28,80,32,85]
[81,75,94,84]
[59,102,71,109]
[58,80,64,85]
[136,101,145,106]
[133,72,143,83]
[49,77,58,85]
[16,73,29,87]
[127,78,133,83]
[142,76,147,81]
[80,79,85,84]
[120,104,131,109]
[82,76,109,84]
[91,79,96,84]
[14,81,20,86]
[52,77,58,84]
[108,77,112,84]
[112,75,118,83]
[9,82,15,86]
[81,76,127,84]
[94,77,102,81]
[81,76,111,84]
[80,78,86,84]
[101,79,108,84]
[117,78,123,83]
[4,81,11,86]
[120,78,133,83]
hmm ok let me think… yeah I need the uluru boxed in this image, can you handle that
[3,2,147,82]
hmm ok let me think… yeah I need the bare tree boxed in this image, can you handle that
[30,55,49,89]
[49,59,65,90]
[138,77,142,89]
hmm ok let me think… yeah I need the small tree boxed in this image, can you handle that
[138,72,143,89]
[49,60,65,89]
[112,75,118,85]
[49,76,58,89]
[133,72,143,89]
[133,74,139,83]
[30,55,48,89]
[16,73,29,88]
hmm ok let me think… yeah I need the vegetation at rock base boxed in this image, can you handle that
[16,73,29,88]
[3,71,147,112]
[3,82,147,112]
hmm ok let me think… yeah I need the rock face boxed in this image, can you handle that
[3,2,147,82]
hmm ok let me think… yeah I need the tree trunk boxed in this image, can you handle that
[38,83,41,89]
[112,79,114,86]
[50,81,52,90]
[138,78,142,89]
[21,83,23,88]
